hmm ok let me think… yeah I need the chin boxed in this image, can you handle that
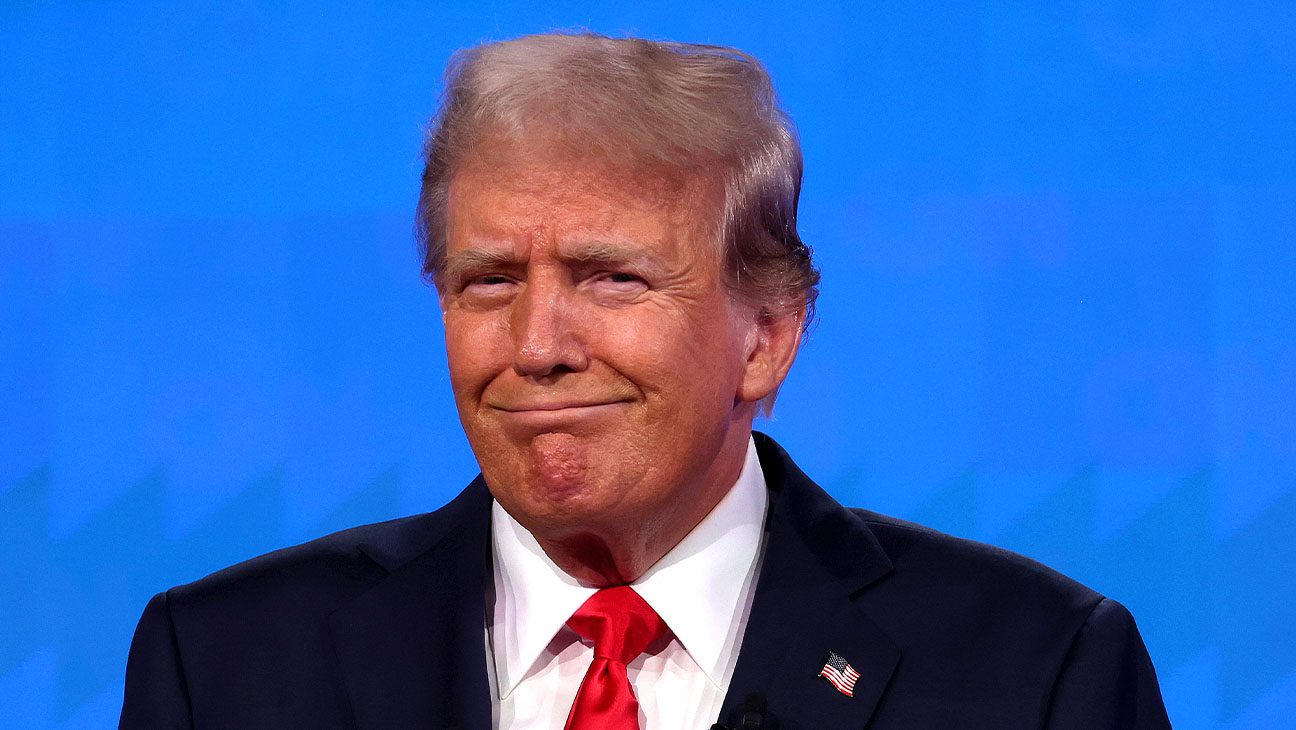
[473,421,648,519]
[517,432,605,503]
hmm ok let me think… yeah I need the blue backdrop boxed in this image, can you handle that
[2,2,1294,728]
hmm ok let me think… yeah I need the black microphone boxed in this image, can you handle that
[737,693,769,729]
[711,693,773,730]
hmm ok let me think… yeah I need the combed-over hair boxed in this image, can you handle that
[415,32,819,328]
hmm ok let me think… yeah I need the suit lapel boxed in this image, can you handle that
[720,434,900,729]
[325,436,898,729]
[329,479,494,730]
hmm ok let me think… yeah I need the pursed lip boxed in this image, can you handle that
[490,399,632,412]
[486,400,633,430]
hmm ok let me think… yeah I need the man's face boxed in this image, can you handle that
[441,156,762,545]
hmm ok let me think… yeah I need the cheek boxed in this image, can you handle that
[594,301,744,397]
[589,309,685,373]
[444,314,509,392]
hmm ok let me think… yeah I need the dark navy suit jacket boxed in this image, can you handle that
[121,433,1172,729]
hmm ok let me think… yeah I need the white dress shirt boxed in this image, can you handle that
[486,437,769,730]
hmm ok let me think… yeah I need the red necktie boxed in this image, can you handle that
[563,586,668,730]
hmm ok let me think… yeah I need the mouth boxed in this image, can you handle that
[487,399,634,429]
[493,400,632,413]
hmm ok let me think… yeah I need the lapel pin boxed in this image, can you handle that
[818,650,861,697]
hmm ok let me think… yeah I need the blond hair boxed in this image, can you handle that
[416,31,819,325]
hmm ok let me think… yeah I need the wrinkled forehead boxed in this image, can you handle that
[463,128,714,195]
[446,139,724,243]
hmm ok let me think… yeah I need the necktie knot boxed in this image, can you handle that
[566,586,667,664]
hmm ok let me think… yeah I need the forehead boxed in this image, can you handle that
[445,153,718,253]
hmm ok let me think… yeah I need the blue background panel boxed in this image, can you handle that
[2,2,1294,728]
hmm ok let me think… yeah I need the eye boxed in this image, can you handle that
[590,271,648,293]
[457,273,518,301]
[460,273,515,289]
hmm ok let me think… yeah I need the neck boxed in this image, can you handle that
[535,428,752,586]
[537,533,654,586]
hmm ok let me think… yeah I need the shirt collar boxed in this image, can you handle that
[489,436,769,696]
[490,498,596,699]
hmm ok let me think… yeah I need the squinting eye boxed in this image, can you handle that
[587,272,648,300]
[462,274,514,290]
[458,274,517,297]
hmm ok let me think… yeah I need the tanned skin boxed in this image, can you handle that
[440,151,802,586]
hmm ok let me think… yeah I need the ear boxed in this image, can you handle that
[737,304,805,406]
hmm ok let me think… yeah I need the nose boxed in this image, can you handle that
[509,275,589,379]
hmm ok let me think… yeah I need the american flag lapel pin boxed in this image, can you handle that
[817,650,861,697]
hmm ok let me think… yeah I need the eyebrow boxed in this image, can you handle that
[442,240,665,285]
[558,240,659,270]
[441,248,524,286]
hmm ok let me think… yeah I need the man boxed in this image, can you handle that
[121,33,1171,729]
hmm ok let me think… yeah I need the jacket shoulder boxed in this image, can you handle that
[850,507,1107,656]
[167,480,489,622]
[167,478,489,613]
[839,509,1168,726]
[169,513,423,606]
[123,482,491,726]
[854,507,1103,607]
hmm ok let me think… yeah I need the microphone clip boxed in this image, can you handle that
[711,693,775,730]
